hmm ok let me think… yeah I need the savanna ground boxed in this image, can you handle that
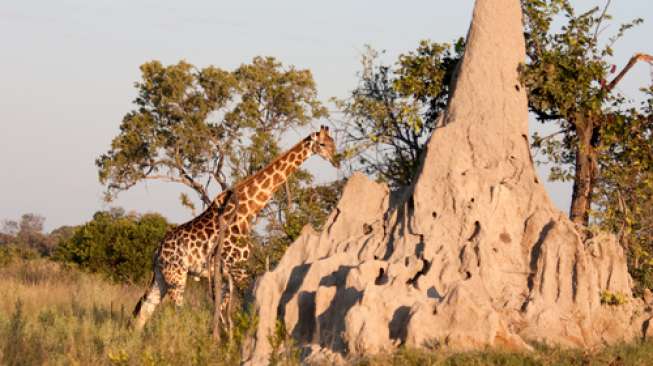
[1,258,653,366]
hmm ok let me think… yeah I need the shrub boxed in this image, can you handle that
[0,245,40,267]
[54,209,170,283]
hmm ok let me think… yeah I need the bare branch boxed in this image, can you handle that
[179,168,211,206]
[533,128,570,147]
[604,53,653,93]
[592,0,611,44]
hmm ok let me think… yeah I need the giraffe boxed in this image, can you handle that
[133,126,338,329]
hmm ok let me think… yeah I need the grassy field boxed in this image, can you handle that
[1,258,652,365]
[0,258,246,366]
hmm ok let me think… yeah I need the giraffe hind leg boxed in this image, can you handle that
[166,270,188,308]
[133,268,167,330]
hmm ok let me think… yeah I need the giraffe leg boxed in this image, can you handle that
[133,268,167,330]
[217,274,231,334]
[227,273,234,340]
[168,274,188,308]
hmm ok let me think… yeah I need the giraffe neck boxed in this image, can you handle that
[212,135,314,221]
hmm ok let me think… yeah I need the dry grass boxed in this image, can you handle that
[0,259,245,366]
[349,340,653,366]
[0,259,140,317]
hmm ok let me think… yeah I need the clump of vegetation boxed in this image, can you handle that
[518,0,653,295]
[267,321,301,366]
[1,213,75,258]
[54,208,170,283]
[600,290,629,306]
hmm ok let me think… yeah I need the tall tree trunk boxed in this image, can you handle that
[569,117,597,227]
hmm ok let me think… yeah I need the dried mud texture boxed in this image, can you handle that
[243,0,652,364]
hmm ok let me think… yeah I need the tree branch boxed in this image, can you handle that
[592,0,611,44]
[533,128,570,148]
[604,53,653,93]
[179,168,211,206]
[172,144,211,206]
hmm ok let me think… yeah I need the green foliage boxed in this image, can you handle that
[97,57,327,212]
[54,208,170,283]
[335,40,463,187]
[2,300,32,366]
[0,245,40,267]
[599,290,629,306]
[520,0,645,224]
[520,0,653,292]
[595,87,653,295]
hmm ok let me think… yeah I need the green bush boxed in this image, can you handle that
[54,209,170,283]
[0,245,40,267]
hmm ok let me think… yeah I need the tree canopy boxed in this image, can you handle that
[520,0,650,226]
[97,57,327,212]
[335,41,463,187]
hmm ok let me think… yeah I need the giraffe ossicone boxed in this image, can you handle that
[133,125,338,329]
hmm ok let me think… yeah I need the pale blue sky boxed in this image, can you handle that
[1,0,651,231]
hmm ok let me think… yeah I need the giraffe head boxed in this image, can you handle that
[311,125,339,168]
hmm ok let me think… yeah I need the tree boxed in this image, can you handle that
[97,57,327,213]
[1,220,19,237]
[0,214,75,257]
[54,209,170,283]
[519,0,651,226]
[335,40,462,187]
[1,214,52,255]
[594,86,653,293]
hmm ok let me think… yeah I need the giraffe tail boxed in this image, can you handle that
[132,271,155,318]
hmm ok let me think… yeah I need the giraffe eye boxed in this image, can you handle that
[319,143,325,146]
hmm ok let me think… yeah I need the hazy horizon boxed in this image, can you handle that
[1,0,652,231]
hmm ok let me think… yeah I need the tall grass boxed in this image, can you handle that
[0,259,247,365]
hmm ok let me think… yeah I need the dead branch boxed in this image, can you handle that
[604,53,653,93]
